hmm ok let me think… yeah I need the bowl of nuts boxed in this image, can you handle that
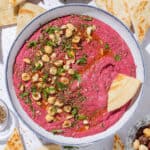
[126,116,150,150]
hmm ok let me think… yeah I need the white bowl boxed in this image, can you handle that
[5,4,145,146]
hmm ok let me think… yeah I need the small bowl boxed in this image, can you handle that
[126,116,150,150]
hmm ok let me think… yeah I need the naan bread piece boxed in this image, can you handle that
[125,0,150,42]
[107,74,141,112]
[9,0,26,7]
[4,128,24,150]
[0,0,17,27]
[113,134,125,150]
[95,0,131,28]
[16,2,45,34]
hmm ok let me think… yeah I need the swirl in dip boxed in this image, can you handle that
[13,15,136,137]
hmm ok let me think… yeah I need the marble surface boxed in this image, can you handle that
[0,0,150,149]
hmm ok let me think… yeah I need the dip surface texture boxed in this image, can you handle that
[13,15,136,137]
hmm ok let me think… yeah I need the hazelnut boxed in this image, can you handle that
[68,69,75,75]
[72,35,80,43]
[44,45,53,54]
[32,73,39,82]
[32,92,41,101]
[143,128,150,137]
[62,120,72,128]
[66,23,75,31]
[23,58,31,64]
[49,34,55,41]
[57,108,63,113]
[47,106,56,116]
[60,77,69,85]
[35,60,43,68]
[50,53,57,61]
[63,105,72,113]
[45,114,54,123]
[49,66,57,75]
[65,29,73,38]
[66,115,73,120]
[133,139,140,150]
[42,54,49,62]
[54,100,64,107]
[63,64,70,70]
[48,96,56,104]
[54,60,63,67]
[21,73,31,81]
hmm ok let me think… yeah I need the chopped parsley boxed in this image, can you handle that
[46,40,56,47]
[56,81,67,91]
[72,71,81,81]
[67,50,75,58]
[28,41,37,48]
[77,114,87,120]
[45,26,60,34]
[76,54,87,65]
[57,67,65,76]
[83,16,93,21]
[25,97,32,104]
[31,86,37,93]
[20,92,29,98]
[104,43,110,49]
[42,73,49,82]
[51,129,63,135]
[114,54,121,61]
[71,107,78,116]
[33,63,42,71]
[44,86,55,94]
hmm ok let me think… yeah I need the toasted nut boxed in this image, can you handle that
[57,108,63,113]
[72,35,80,43]
[44,46,53,54]
[62,120,72,128]
[50,53,57,61]
[51,76,57,84]
[49,34,55,41]
[63,64,70,70]
[45,114,54,122]
[63,105,72,113]
[54,60,63,67]
[66,59,75,65]
[20,84,25,92]
[36,50,43,56]
[38,78,43,82]
[86,25,96,36]
[42,54,49,62]
[47,106,57,116]
[48,96,56,104]
[68,69,75,75]
[66,115,73,120]
[60,77,69,85]
[49,66,57,75]
[83,120,89,125]
[65,29,73,38]
[54,100,64,107]
[139,145,148,150]
[37,102,41,105]
[133,139,140,150]
[143,128,150,137]
[36,82,43,88]
[66,23,75,31]
[61,24,67,29]
[21,73,31,81]
[32,92,41,101]
[32,73,39,82]
[35,60,43,68]
[23,58,31,64]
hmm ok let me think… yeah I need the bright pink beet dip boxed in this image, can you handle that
[13,15,136,137]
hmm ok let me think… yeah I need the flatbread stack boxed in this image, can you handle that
[113,134,125,150]
[4,128,24,150]
[107,74,141,112]
[0,0,46,34]
[95,0,150,42]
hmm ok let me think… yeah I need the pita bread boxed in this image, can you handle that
[4,128,24,150]
[95,0,131,28]
[38,144,61,150]
[107,74,141,112]
[0,0,17,27]
[125,0,150,42]
[16,2,45,34]
[9,0,26,7]
[113,134,125,150]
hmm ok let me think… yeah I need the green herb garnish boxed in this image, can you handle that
[28,41,37,48]
[45,26,60,34]
[31,86,37,93]
[67,50,75,58]
[71,107,78,116]
[44,86,56,94]
[76,54,87,65]
[77,114,87,120]
[72,71,81,81]
[57,67,65,76]
[56,81,67,91]
[114,54,121,61]
[83,16,93,21]
[25,97,32,104]
[42,73,49,82]
[104,43,110,49]
[20,92,29,98]
[46,40,56,47]
[51,129,63,135]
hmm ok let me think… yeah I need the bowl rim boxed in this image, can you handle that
[5,4,145,146]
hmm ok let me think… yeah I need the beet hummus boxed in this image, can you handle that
[13,15,136,137]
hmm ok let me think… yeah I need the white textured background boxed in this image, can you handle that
[0,1,150,150]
